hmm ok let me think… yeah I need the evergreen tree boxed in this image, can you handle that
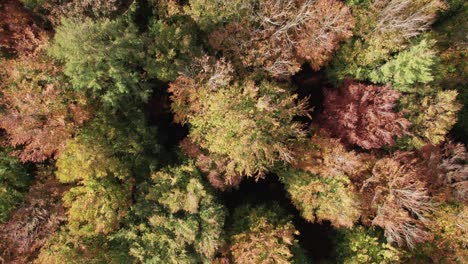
[49,17,151,108]
[369,38,437,92]
[119,160,226,263]
[0,147,32,223]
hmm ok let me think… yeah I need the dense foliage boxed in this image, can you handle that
[0,0,466,263]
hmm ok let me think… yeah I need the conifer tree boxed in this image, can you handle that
[120,160,226,263]
[369,38,437,92]
[0,147,32,223]
[49,17,151,107]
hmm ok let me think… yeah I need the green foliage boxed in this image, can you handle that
[369,39,437,91]
[62,177,132,236]
[49,17,150,107]
[327,0,445,85]
[120,160,226,263]
[400,90,462,148]
[334,226,402,264]
[36,229,133,264]
[0,147,32,223]
[278,167,361,228]
[56,111,159,236]
[145,15,202,82]
[229,204,306,264]
[184,0,253,31]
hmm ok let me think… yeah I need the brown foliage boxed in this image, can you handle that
[437,142,468,202]
[180,138,242,190]
[0,53,90,162]
[0,0,46,56]
[295,0,355,70]
[320,81,411,149]
[0,166,68,263]
[361,152,434,248]
[421,142,468,202]
[293,130,371,180]
[209,0,354,78]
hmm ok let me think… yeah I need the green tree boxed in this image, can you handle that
[334,226,402,264]
[145,15,202,82]
[119,160,226,263]
[36,228,133,264]
[0,147,32,223]
[278,167,361,228]
[49,17,151,108]
[326,0,445,85]
[56,111,159,236]
[369,38,437,92]
[228,204,307,264]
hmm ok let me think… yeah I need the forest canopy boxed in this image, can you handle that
[0,0,466,263]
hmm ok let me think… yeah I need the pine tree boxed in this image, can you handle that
[369,38,436,92]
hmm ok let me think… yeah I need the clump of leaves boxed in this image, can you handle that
[278,167,361,228]
[334,225,402,263]
[408,203,467,263]
[320,81,411,149]
[293,130,371,180]
[0,147,32,223]
[0,0,46,56]
[228,204,305,264]
[36,228,133,264]
[0,165,67,263]
[401,90,462,148]
[120,160,226,263]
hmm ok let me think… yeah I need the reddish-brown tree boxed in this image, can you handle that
[0,166,68,263]
[320,81,411,149]
[0,0,46,56]
[0,53,90,162]
[361,152,434,248]
[209,0,354,78]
